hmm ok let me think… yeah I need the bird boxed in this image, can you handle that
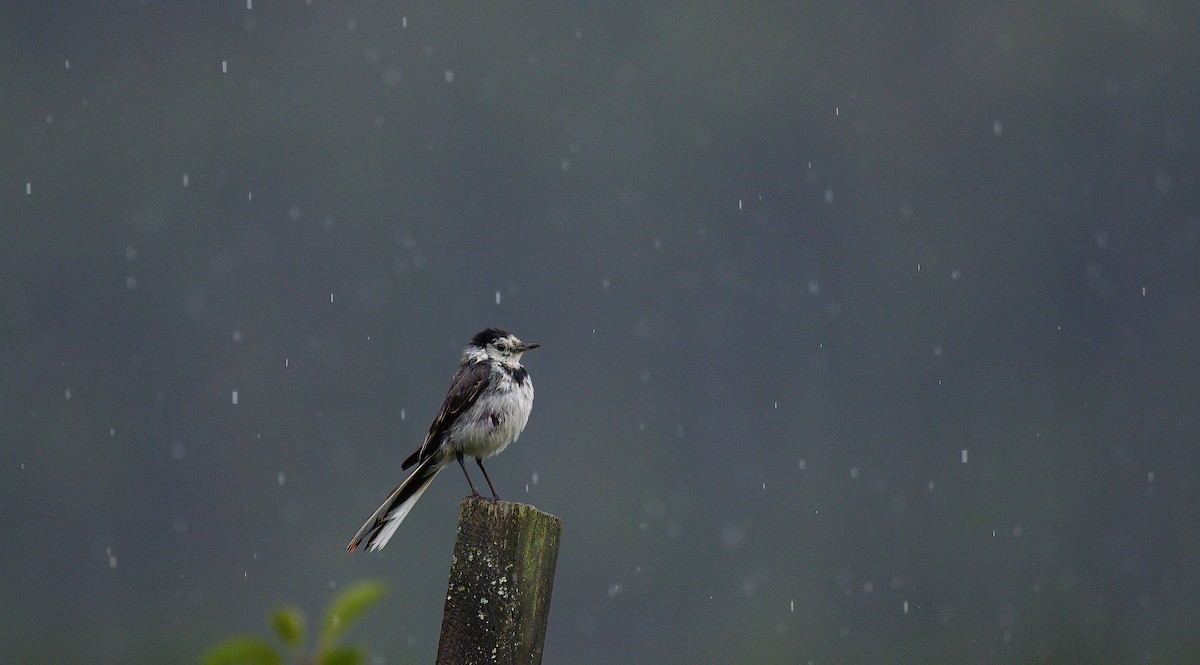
[347,328,539,552]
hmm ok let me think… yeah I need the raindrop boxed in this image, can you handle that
[1155,170,1172,195]
[643,498,666,521]
[720,523,747,549]
[741,576,758,596]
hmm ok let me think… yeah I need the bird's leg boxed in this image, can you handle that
[475,458,500,501]
[456,452,482,497]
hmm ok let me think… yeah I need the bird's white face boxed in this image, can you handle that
[484,334,538,362]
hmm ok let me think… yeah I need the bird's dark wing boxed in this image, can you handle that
[401,360,491,469]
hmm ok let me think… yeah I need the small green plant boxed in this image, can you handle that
[200,580,386,665]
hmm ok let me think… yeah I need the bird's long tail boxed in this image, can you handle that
[347,454,442,552]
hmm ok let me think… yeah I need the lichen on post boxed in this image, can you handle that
[436,497,562,665]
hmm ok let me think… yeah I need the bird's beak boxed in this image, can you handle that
[518,342,540,352]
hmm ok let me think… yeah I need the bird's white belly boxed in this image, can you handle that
[450,380,534,459]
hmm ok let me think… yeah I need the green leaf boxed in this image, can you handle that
[199,637,284,665]
[320,580,386,647]
[270,605,306,650]
[318,646,366,665]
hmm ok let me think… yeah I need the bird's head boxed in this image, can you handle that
[469,328,539,362]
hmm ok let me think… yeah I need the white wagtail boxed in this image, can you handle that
[347,328,539,552]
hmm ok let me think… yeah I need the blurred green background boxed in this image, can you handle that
[2,3,1198,663]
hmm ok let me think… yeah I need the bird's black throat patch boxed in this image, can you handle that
[507,365,529,385]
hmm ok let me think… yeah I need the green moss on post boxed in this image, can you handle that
[436,497,562,665]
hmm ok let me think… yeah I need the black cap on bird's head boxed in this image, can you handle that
[470,328,511,347]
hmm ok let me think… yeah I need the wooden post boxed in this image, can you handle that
[436,497,562,665]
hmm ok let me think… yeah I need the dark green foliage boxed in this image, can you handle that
[318,647,368,665]
[318,581,387,653]
[271,606,306,650]
[200,638,283,665]
[200,581,385,665]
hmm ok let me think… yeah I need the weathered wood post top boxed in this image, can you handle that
[436,496,563,665]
